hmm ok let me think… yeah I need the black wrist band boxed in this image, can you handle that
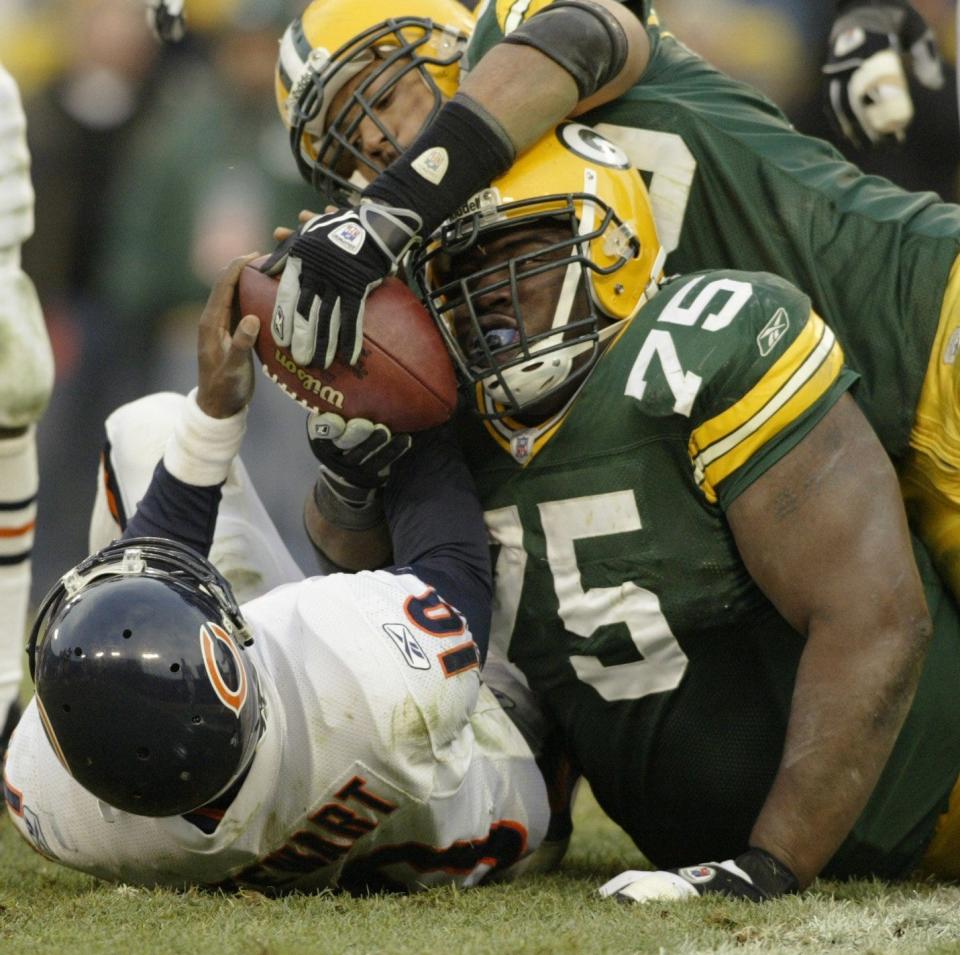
[313,474,385,532]
[361,91,515,238]
[737,848,800,898]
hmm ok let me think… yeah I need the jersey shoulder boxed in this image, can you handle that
[252,571,483,751]
[614,269,855,504]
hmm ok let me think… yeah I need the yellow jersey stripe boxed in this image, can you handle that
[691,312,825,453]
[690,315,844,503]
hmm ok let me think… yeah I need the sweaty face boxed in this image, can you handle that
[324,52,439,186]
[436,222,592,370]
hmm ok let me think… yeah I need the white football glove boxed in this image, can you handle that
[599,849,798,904]
[145,0,186,43]
[823,0,944,148]
[270,204,421,369]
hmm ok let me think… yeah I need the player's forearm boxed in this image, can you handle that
[123,390,247,555]
[458,46,578,154]
[728,394,933,889]
[749,608,931,887]
[303,486,392,571]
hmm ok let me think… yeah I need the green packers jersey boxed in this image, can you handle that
[465,1,960,459]
[458,270,960,879]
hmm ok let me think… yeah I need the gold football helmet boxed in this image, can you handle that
[412,123,665,419]
[276,0,474,205]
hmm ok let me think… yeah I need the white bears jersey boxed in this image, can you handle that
[4,567,549,893]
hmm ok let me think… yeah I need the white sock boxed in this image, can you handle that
[0,427,37,719]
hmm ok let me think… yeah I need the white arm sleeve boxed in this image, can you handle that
[0,62,34,262]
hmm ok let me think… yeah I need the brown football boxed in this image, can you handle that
[235,260,458,432]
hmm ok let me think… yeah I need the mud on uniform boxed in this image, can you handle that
[467,0,960,631]
[3,394,549,893]
[456,268,960,880]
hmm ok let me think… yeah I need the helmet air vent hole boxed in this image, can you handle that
[170,663,180,673]
[136,747,150,761]
[62,703,71,713]
[122,629,132,639]
[192,715,202,724]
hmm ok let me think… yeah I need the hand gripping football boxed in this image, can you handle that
[235,259,458,432]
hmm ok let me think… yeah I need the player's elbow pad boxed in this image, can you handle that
[500,0,630,100]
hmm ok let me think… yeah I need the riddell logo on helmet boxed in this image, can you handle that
[200,622,249,717]
[273,350,345,409]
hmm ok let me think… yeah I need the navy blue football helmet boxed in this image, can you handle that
[27,537,264,817]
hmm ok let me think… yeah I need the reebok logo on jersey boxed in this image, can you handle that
[757,308,790,356]
[383,623,430,670]
[412,147,449,185]
[328,222,366,255]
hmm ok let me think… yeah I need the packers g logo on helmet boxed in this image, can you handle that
[413,123,665,420]
[275,0,474,206]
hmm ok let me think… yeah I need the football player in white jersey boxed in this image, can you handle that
[0,62,55,760]
[2,255,551,894]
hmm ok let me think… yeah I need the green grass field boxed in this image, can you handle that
[3,784,960,955]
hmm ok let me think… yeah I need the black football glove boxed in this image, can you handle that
[822,0,944,148]
[145,0,186,43]
[272,93,515,370]
[306,412,412,515]
[599,848,799,904]
[272,204,421,369]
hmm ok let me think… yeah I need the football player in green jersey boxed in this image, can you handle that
[306,126,960,903]
[274,0,960,614]
[268,0,648,365]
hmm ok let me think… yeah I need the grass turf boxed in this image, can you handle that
[3,785,960,954]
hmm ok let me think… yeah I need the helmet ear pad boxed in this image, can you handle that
[31,541,263,817]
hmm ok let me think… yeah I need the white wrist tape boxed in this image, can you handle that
[163,388,247,487]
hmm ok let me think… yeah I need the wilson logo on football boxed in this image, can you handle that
[273,350,345,408]
[199,622,249,716]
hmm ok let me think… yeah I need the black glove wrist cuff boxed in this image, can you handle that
[736,848,799,898]
[501,0,630,100]
[361,91,515,238]
[313,472,385,531]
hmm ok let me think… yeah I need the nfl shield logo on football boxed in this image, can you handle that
[512,433,530,461]
[330,221,367,255]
